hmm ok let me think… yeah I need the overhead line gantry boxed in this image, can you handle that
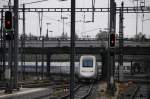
[0,7,150,13]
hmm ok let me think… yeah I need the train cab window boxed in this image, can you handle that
[82,59,93,67]
[126,66,131,70]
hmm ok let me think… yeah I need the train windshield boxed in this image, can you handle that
[82,59,93,67]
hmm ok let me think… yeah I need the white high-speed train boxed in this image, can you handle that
[78,55,97,80]
[15,55,99,80]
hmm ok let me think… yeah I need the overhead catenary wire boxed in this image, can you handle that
[20,0,49,5]
[2,0,9,2]
[80,27,101,33]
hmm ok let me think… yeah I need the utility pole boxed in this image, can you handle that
[1,9,6,84]
[35,54,38,80]
[21,4,25,81]
[46,54,51,78]
[92,0,95,22]
[70,0,75,99]
[13,0,19,89]
[108,0,110,30]
[38,12,44,79]
[41,36,44,80]
[118,2,124,82]
[136,0,139,40]
[141,0,145,34]
[0,10,4,80]
[23,4,25,80]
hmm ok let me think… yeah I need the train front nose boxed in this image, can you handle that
[80,70,95,78]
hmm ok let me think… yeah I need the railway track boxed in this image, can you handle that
[130,84,149,99]
[20,80,71,99]
[19,79,69,88]
[60,81,95,99]
[73,83,94,99]
[119,83,149,99]
[0,79,94,99]
[120,74,150,99]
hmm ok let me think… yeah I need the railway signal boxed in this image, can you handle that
[109,33,116,48]
[5,11,13,31]
[5,11,13,40]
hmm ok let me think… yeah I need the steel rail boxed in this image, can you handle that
[60,81,95,99]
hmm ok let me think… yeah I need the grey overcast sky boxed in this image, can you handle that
[0,0,150,38]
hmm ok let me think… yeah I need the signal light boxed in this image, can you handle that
[109,33,116,48]
[5,32,14,40]
[5,11,12,30]
[5,34,12,40]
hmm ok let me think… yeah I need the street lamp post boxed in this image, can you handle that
[61,17,68,38]
[46,23,51,38]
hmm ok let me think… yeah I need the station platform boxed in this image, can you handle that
[0,87,53,99]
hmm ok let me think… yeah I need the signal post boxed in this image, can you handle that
[107,0,116,96]
[4,11,13,93]
[4,0,19,91]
